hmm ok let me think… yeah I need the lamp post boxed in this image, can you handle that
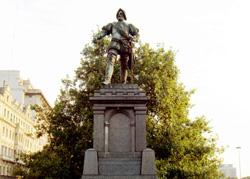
[236,146,241,179]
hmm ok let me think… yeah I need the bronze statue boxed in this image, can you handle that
[93,8,139,85]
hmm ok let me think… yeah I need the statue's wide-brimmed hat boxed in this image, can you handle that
[116,8,127,20]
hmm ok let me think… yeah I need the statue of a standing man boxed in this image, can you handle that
[93,8,139,85]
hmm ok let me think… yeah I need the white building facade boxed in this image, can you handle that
[220,164,237,178]
[0,70,50,176]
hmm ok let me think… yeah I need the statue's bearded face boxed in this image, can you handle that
[117,11,125,21]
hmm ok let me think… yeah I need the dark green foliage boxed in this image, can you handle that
[15,35,222,179]
[133,44,222,178]
[13,146,71,179]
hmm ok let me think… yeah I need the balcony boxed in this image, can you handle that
[1,155,15,163]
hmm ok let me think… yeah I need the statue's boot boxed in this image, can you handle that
[120,69,128,84]
[102,55,116,85]
[120,57,128,84]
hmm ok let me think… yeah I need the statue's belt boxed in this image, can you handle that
[111,38,132,48]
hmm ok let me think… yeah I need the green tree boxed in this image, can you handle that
[133,43,222,178]
[14,36,222,179]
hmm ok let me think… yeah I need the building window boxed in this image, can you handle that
[4,146,7,156]
[7,166,10,175]
[6,128,8,138]
[2,127,5,135]
[1,145,4,155]
[2,146,5,156]
[8,148,11,157]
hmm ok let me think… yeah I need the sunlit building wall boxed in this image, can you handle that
[220,164,237,178]
[0,70,50,176]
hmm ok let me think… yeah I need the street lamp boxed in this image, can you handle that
[236,146,241,179]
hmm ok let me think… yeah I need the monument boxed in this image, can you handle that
[82,9,156,179]
[92,8,139,85]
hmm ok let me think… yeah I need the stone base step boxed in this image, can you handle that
[98,152,142,158]
[99,157,141,175]
[81,175,157,179]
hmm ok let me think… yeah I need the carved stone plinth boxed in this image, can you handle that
[82,84,156,179]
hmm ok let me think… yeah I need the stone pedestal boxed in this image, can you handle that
[83,149,98,175]
[82,84,156,179]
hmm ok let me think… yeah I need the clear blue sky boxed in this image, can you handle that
[1,0,250,177]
